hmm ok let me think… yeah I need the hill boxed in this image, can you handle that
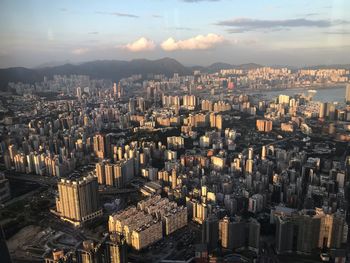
[0,58,191,90]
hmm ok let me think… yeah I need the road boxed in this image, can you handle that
[4,172,58,187]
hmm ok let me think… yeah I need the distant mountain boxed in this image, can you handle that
[0,58,349,91]
[190,62,263,73]
[0,57,191,91]
[301,64,350,70]
[206,62,234,73]
[34,60,73,69]
[236,63,263,70]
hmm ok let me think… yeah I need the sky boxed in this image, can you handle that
[0,0,350,68]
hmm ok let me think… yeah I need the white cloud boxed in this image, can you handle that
[161,33,224,51]
[124,37,156,52]
[71,48,89,55]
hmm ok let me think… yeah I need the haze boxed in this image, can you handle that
[0,0,350,68]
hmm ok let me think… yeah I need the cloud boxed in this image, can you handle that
[88,31,99,35]
[96,11,139,18]
[123,37,156,52]
[161,33,224,51]
[304,13,320,17]
[324,30,350,35]
[60,8,68,12]
[216,18,349,33]
[152,14,162,18]
[72,48,89,55]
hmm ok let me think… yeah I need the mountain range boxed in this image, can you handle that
[0,57,349,91]
[0,58,264,91]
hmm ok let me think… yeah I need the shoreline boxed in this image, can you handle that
[244,84,346,94]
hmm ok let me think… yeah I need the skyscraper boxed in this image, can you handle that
[219,216,234,250]
[76,87,82,100]
[105,233,127,263]
[118,83,122,99]
[248,219,261,251]
[275,216,295,254]
[275,210,347,255]
[202,214,219,252]
[93,134,105,159]
[112,82,123,99]
[346,84,350,103]
[55,175,102,226]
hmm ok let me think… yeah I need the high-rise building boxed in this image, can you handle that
[319,102,326,118]
[113,83,117,98]
[76,87,82,100]
[167,136,184,150]
[248,219,260,251]
[275,216,295,254]
[278,94,290,104]
[248,194,264,213]
[182,95,196,110]
[219,216,234,250]
[128,98,137,114]
[296,215,321,254]
[261,145,267,160]
[202,215,219,252]
[256,119,273,132]
[113,82,123,99]
[219,216,260,251]
[275,210,347,254]
[93,134,105,159]
[55,175,102,226]
[346,84,350,103]
[171,169,177,189]
[105,233,127,263]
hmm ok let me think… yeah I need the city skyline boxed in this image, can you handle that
[1,0,350,68]
[1,2,350,263]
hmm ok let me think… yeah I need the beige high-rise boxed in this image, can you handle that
[56,175,102,226]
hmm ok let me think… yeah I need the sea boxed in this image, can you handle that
[250,86,346,103]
